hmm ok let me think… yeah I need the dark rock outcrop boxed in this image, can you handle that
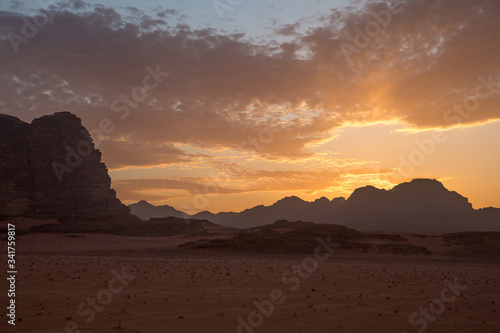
[180,220,363,253]
[0,112,129,218]
[179,219,435,255]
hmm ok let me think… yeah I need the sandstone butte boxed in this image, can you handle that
[0,112,129,219]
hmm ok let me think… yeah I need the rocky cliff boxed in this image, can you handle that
[0,112,129,218]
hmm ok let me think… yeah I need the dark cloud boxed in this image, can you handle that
[1,0,499,170]
[98,141,197,169]
[157,9,179,18]
[275,23,300,36]
[8,0,24,11]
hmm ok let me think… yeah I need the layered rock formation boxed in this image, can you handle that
[0,112,129,218]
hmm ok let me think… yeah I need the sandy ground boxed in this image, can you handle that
[1,233,499,333]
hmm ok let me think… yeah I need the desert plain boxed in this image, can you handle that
[1,220,499,333]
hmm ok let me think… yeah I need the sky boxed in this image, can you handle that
[1,0,499,213]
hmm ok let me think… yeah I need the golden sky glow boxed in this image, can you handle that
[1,0,499,213]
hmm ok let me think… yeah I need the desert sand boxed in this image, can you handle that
[1,231,499,333]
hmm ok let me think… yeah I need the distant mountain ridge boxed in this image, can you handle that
[128,200,187,220]
[129,179,500,233]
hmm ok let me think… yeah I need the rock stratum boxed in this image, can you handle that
[0,112,129,219]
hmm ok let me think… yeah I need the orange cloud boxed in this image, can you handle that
[2,0,499,170]
[2,0,499,210]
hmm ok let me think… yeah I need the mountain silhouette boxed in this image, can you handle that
[130,179,499,233]
[128,200,188,220]
[3,112,496,235]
